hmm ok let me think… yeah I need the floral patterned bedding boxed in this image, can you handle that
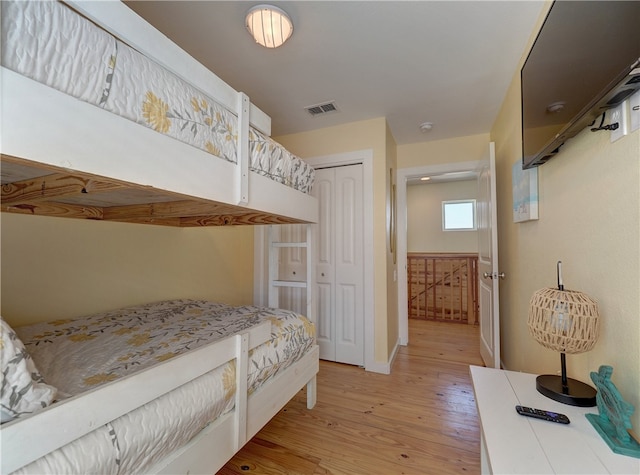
[0,0,315,194]
[11,300,315,474]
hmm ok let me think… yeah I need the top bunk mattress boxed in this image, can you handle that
[0,0,314,195]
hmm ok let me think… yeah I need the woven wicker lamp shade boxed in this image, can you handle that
[527,287,600,354]
[526,263,600,407]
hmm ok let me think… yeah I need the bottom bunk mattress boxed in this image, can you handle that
[8,299,316,474]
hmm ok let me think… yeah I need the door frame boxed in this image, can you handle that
[254,149,375,371]
[396,160,484,346]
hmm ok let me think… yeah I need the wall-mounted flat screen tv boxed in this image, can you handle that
[521,1,640,169]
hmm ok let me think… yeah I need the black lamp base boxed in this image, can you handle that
[536,374,597,407]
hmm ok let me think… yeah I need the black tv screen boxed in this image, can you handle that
[521,1,640,169]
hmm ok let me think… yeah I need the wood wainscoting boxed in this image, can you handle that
[408,253,478,324]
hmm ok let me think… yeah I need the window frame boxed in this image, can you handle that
[442,199,477,231]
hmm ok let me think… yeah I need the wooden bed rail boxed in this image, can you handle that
[1,322,271,474]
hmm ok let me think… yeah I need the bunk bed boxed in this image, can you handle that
[0,0,318,226]
[2,300,318,474]
[1,0,319,473]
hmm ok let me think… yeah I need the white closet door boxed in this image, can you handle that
[334,165,364,365]
[313,164,364,366]
[315,171,335,361]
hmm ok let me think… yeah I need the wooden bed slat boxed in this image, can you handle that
[180,213,304,227]
[1,154,311,226]
[1,174,125,204]
[1,200,105,220]
[102,200,236,220]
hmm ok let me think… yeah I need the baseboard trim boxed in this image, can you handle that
[365,338,400,375]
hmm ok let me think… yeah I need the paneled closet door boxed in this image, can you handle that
[313,164,364,366]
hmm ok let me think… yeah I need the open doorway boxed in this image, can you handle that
[406,180,479,325]
[397,161,483,346]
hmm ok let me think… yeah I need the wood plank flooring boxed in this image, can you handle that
[219,319,484,474]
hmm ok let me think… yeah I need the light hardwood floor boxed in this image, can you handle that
[219,319,484,474]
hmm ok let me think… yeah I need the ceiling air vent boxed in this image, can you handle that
[305,101,338,117]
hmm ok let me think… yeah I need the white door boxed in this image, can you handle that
[477,143,501,368]
[313,164,364,366]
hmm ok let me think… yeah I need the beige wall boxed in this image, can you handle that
[491,7,640,429]
[276,117,397,364]
[407,180,479,253]
[1,116,399,367]
[1,214,254,326]
[398,133,490,169]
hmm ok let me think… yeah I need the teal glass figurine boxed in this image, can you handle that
[586,365,640,458]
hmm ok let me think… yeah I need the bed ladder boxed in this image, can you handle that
[267,224,313,321]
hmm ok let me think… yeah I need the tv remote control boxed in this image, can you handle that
[515,405,570,424]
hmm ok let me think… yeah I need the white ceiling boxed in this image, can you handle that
[125,1,545,146]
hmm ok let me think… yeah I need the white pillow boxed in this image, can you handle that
[1,318,57,423]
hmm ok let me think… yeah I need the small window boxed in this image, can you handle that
[442,200,476,231]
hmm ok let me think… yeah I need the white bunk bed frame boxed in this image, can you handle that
[1,0,318,227]
[1,0,319,472]
[2,321,319,474]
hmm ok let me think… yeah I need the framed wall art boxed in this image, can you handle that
[512,161,539,223]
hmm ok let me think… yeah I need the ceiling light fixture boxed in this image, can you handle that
[246,4,293,49]
[419,122,433,132]
[420,176,431,181]
[546,101,566,113]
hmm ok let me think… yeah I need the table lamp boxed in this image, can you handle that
[527,261,600,407]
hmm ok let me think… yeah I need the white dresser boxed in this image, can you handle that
[470,365,640,474]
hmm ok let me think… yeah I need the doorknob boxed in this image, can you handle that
[483,272,506,279]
